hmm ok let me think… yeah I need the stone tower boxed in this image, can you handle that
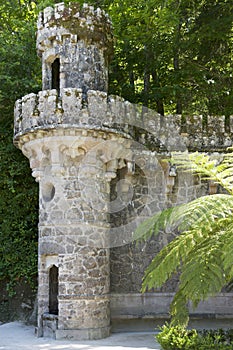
[37,2,113,94]
[14,2,115,340]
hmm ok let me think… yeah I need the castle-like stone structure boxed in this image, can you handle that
[14,2,233,340]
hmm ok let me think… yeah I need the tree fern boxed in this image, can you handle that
[135,150,233,326]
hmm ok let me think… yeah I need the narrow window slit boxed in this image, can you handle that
[49,265,58,315]
[52,58,60,94]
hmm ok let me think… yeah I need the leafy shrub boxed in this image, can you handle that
[156,324,233,350]
[156,323,198,349]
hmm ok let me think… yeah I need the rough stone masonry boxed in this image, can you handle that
[14,2,233,340]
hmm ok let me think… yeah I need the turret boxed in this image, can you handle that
[13,3,115,340]
[37,2,113,95]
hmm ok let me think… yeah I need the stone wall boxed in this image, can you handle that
[110,293,233,331]
[14,88,233,153]
[109,164,207,294]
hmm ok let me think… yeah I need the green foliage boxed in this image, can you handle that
[156,323,198,349]
[135,151,233,326]
[105,0,233,115]
[170,152,233,195]
[0,126,38,295]
[0,0,39,295]
[156,324,233,350]
[4,0,232,117]
[0,1,41,111]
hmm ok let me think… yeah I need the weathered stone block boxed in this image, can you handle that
[56,326,110,340]
[62,88,82,123]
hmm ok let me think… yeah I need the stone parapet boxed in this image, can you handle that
[110,293,233,332]
[110,292,233,320]
[14,88,233,152]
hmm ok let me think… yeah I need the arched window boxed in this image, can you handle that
[51,58,60,93]
[49,265,58,315]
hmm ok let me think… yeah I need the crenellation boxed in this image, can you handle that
[38,90,56,121]
[54,2,66,19]
[37,2,113,53]
[61,88,82,123]
[185,114,203,134]
[208,115,225,134]
[87,90,107,121]
[43,6,54,25]
[15,88,233,152]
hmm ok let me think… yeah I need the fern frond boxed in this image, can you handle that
[171,151,233,194]
[168,217,233,325]
[222,222,233,278]
[179,252,226,307]
[142,226,207,292]
[170,289,189,327]
[142,215,233,324]
[135,194,233,243]
[133,208,173,242]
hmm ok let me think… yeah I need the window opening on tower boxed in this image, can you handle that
[51,58,60,93]
[49,265,58,315]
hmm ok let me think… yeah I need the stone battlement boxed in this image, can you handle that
[14,88,233,152]
[37,2,113,59]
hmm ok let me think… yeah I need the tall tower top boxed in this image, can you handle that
[36,2,113,94]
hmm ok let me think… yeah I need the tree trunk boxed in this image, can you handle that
[129,71,135,93]
[173,54,182,114]
[143,71,150,107]
[173,19,183,115]
[152,70,165,116]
